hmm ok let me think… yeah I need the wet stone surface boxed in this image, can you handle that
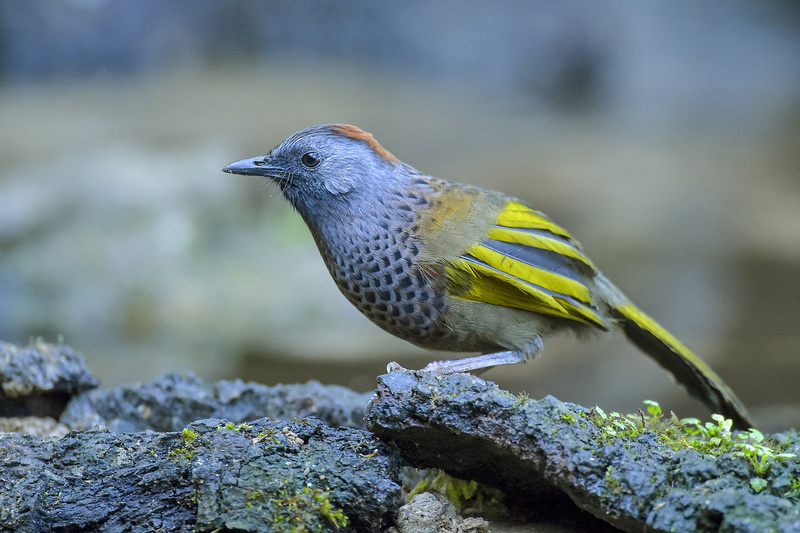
[3,339,800,532]
[365,369,800,532]
[0,339,99,419]
[0,417,403,533]
[60,371,373,432]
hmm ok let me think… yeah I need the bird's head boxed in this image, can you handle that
[223,124,406,220]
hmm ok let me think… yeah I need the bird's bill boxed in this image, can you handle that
[222,156,276,177]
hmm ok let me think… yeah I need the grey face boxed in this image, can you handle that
[223,125,401,220]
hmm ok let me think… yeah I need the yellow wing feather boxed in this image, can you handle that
[446,258,606,327]
[493,200,574,239]
[446,199,608,329]
[465,245,593,306]
[486,226,594,269]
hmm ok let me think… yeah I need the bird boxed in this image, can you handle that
[223,124,752,429]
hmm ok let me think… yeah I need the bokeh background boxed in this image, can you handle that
[1,1,799,431]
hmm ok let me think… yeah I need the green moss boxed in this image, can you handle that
[169,447,192,462]
[253,428,281,446]
[589,404,655,444]
[750,478,768,493]
[673,417,795,479]
[248,484,349,532]
[512,392,530,409]
[180,428,197,443]
[178,488,198,510]
[217,422,252,431]
[169,427,200,463]
[605,466,623,494]
[407,470,504,510]
[590,401,796,482]
[786,477,800,498]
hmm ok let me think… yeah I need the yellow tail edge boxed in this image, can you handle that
[611,302,753,430]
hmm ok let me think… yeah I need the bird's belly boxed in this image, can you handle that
[322,252,496,352]
[333,263,445,342]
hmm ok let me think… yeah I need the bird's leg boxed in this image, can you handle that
[421,337,543,375]
[421,351,523,374]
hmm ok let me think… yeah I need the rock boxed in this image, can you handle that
[365,369,800,532]
[0,340,403,531]
[0,339,99,418]
[391,492,490,533]
[60,371,373,431]
[8,337,799,531]
[0,416,70,438]
[0,417,403,532]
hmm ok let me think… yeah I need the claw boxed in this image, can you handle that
[386,361,405,372]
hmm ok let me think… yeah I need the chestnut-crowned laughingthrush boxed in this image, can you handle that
[223,124,752,429]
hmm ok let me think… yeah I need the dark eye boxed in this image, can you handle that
[301,152,321,168]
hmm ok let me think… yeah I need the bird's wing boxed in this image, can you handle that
[446,200,609,329]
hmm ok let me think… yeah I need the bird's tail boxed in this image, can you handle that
[595,275,753,430]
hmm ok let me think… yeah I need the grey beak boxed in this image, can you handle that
[222,156,274,176]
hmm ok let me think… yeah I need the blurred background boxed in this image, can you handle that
[0,1,798,431]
